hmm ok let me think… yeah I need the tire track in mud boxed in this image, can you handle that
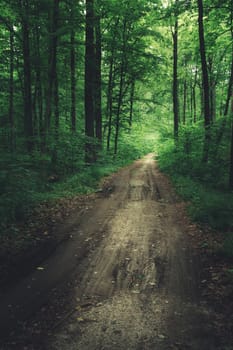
[49,154,218,350]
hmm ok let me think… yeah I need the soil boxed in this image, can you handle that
[0,153,232,349]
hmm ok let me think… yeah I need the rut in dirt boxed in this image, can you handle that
[47,154,218,350]
[0,154,219,350]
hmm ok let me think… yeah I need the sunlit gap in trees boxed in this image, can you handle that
[161,0,170,8]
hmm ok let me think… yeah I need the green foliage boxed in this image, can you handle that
[0,154,46,228]
[157,122,233,231]
[0,122,157,233]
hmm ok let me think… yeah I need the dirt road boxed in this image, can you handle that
[0,154,219,349]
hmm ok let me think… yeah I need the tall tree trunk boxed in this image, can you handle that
[210,81,216,122]
[172,12,179,139]
[85,0,95,163]
[183,80,187,125]
[224,52,233,117]
[32,23,43,145]
[34,25,43,146]
[114,61,124,155]
[197,0,211,162]
[229,94,233,189]
[214,8,233,158]
[20,0,33,153]
[53,0,59,139]
[106,56,114,151]
[43,0,59,149]
[70,6,76,133]
[106,18,119,151]
[94,15,102,143]
[129,79,135,128]
[208,58,216,122]
[114,19,127,155]
[190,82,193,123]
[9,28,14,151]
[193,67,198,123]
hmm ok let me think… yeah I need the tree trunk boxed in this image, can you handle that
[9,28,15,151]
[35,25,43,147]
[85,0,95,163]
[114,19,127,155]
[183,80,187,125]
[172,14,179,139]
[208,57,216,122]
[106,56,114,151]
[94,15,102,143]
[224,55,233,117]
[197,0,211,162]
[129,79,135,128]
[20,0,33,153]
[32,23,43,146]
[53,0,59,139]
[70,7,76,133]
[229,95,233,189]
[214,10,233,158]
[106,18,119,151]
[43,0,59,149]
[193,67,198,123]
[190,82,193,123]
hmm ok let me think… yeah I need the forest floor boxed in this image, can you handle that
[0,153,233,349]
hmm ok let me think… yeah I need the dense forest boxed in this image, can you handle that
[0,0,233,252]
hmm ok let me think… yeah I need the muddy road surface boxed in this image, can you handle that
[0,154,219,349]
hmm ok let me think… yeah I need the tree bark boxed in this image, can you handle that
[106,18,119,151]
[43,0,59,149]
[197,0,211,162]
[214,7,233,158]
[114,18,127,155]
[129,79,135,128]
[70,6,76,133]
[85,0,95,163]
[32,22,43,145]
[172,13,179,139]
[106,55,114,151]
[193,67,198,123]
[94,15,102,143]
[20,0,33,153]
[183,80,187,125]
[53,0,60,139]
[9,28,15,151]
[229,95,233,189]
[224,53,233,117]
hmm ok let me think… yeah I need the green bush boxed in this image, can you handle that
[157,122,233,233]
[0,157,44,227]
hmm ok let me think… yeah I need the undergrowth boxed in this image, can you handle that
[157,120,233,257]
[0,127,155,235]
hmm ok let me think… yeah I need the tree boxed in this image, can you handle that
[85,0,95,162]
[172,0,179,140]
[197,0,211,161]
[94,10,102,143]
[19,0,33,152]
[70,1,76,133]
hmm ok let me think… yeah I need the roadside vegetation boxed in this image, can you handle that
[157,120,233,258]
